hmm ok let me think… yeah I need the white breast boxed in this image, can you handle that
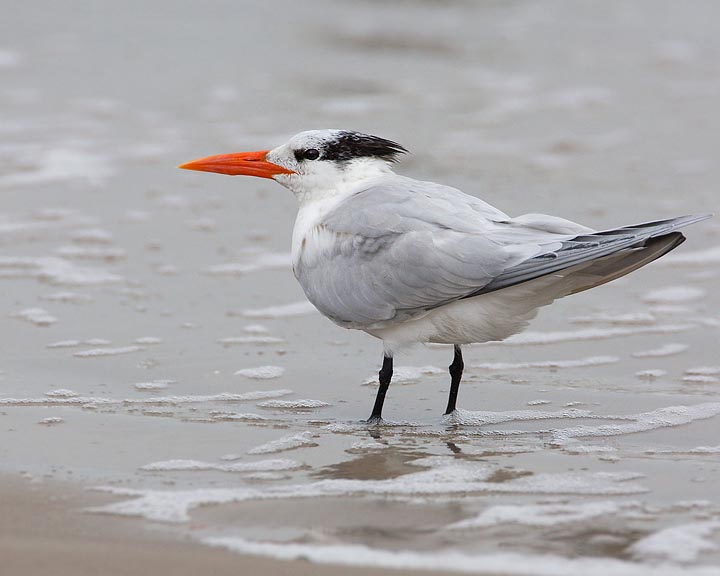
[291,196,344,275]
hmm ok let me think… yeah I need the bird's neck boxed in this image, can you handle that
[279,159,395,205]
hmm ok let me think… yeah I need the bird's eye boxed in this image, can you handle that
[303,148,320,161]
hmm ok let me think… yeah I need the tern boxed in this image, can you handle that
[180,129,710,422]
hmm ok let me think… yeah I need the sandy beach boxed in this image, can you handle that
[2,476,468,576]
[1,0,719,574]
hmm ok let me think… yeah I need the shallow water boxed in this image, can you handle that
[1,0,719,573]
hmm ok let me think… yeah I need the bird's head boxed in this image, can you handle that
[178,129,407,201]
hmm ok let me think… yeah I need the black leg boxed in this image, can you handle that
[368,355,393,422]
[444,345,464,415]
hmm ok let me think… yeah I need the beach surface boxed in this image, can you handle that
[1,0,719,574]
[2,476,463,576]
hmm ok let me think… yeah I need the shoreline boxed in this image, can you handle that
[0,473,462,576]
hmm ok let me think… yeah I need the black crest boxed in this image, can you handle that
[322,131,408,163]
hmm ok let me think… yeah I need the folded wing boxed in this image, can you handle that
[295,177,710,328]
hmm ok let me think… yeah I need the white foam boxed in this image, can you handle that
[687,446,720,454]
[642,286,706,304]
[242,324,269,334]
[134,380,173,391]
[141,408,174,417]
[632,343,689,358]
[635,370,667,380]
[0,389,292,408]
[449,501,637,529]
[473,356,619,371]
[11,307,57,326]
[363,366,444,386]
[257,399,330,410]
[140,458,302,473]
[445,408,594,426]
[0,147,113,187]
[247,432,318,455]
[497,324,693,346]
[218,336,284,346]
[37,417,64,426]
[204,537,717,576]
[129,390,293,405]
[210,412,268,422]
[0,396,116,407]
[649,304,695,315]
[85,338,111,346]
[242,300,317,318]
[683,375,719,384]
[560,443,617,455]
[73,346,144,358]
[234,366,285,380]
[220,453,242,461]
[134,336,162,345]
[71,228,113,244]
[45,389,78,398]
[31,208,78,221]
[551,403,720,447]
[0,256,122,286]
[0,217,51,240]
[569,312,656,326]
[91,460,647,524]
[48,339,111,349]
[647,446,720,456]
[54,245,126,261]
[349,439,387,451]
[693,316,720,328]
[206,252,289,275]
[323,423,363,434]
[630,521,720,563]
[686,366,720,376]
[245,472,287,481]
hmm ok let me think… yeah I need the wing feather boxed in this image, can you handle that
[473,213,712,295]
[294,175,711,328]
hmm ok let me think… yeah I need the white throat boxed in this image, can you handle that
[287,161,395,275]
[276,158,394,205]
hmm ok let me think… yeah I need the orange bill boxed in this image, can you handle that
[178,150,294,178]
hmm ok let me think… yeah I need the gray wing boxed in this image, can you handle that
[296,177,555,326]
[472,213,712,296]
[296,176,710,327]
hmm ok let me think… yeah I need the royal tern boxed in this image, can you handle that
[180,129,710,421]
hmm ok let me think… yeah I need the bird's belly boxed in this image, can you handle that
[368,300,526,348]
[367,279,560,350]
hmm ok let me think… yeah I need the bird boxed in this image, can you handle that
[179,129,710,422]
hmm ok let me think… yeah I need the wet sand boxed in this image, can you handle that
[1,0,719,573]
[1,476,464,576]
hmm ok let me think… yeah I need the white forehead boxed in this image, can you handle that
[285,129,343,150]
